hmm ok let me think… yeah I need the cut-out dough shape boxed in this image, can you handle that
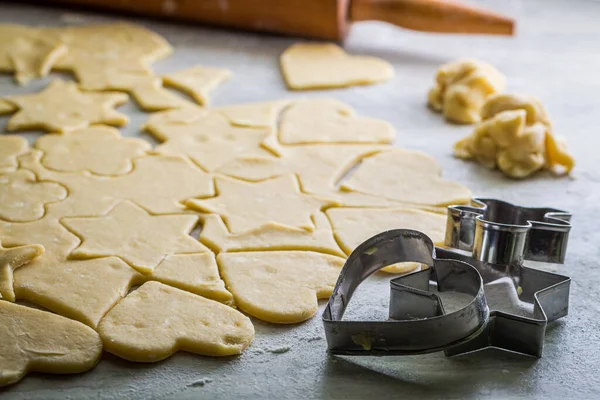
[0,241,44,302]
[143,104,207,128]
[34,125,151,176]
[148,253,233,305]
[280,43,393,90]
[199,213,345,257]
[20,151,214,216]
[0,135,28,173]
[0,24,67,84]
[326,207,446,273]
[214,100,291,128]
[0,99,17,115]
[150,112,273,171]
[279,99,395,144]
[0,169,67,222]
[0,301,102,388]
[163,65,231,105]
[98,281,255,362]
[218,251,344,324]
[5,80,128,132]
[186,174,334,234]
[116,74,192,111]
[62,201,208,274]
[342,149,472,207]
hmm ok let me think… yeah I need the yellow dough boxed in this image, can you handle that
[326,207,446,273]
[279,99,395,144]
[0,241,44,302]
[214,100,291,128]
[186,174,334,234]
[163,65,231,105]
[0,301,102,388]
[218,251,344,324]
[280,43,393,90]
[98,281,254,362]
[428,58,506,124]
[341,149,472,207]
[62,201,208,274]
[0,169,67,222]
[0,135,28,173]
[0,24,66,84]
[5,80,128,132]
[34,126,150,176]
[454,93,575,178]
[120,75,192,111]
[0,99,17,114]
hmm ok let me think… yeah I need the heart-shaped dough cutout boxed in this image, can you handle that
[98,281,254,362]
[280,43,393,90]
[0,301,102,388]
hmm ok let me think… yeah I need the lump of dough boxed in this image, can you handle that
[454,93,575,178]
[428,58,505,124]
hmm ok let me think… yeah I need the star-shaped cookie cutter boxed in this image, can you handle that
[322,198,571,358]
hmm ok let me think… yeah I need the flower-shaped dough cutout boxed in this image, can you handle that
[0,170,67,222]
[279,99,395,144]
[98,281,254,362]
[428,58,506,124]
[0,135,28,173]
[341,149,472,207]
[62,201,208,274]
[5,80,128,132]
[0,301,102,388]
[218,251,344,324]
[163,65,231,106]
[0,241,44,302]
[35,126,151,176]
[280,43,393,90]
[186,174,334,234]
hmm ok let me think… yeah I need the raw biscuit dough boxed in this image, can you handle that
[0,99,17,115]
[120,75,192,111]
[0,242,44,302]
[186,174,334,234]
[428,58,506,124]
[218,251,344,323]
[326,207,446,273]
[35,126,151,176]
[163,65,231,105]
[5,80,128,132]
[342,149,472,206]
[98,281,255,362]
[0,169,67,222]
[280,43,393,90]
[0,301,102,388]
[215,100,291,128]
[62,201,208,274]
[0,135,28,173]
[279,99,395,144]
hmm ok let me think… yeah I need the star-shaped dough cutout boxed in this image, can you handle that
[0,241,45,302]
[163,65,231,106]
[186,174,334,234]
[61,201,208,274]
[5,80,128,132]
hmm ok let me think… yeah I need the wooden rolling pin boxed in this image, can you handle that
[46,0,514,40]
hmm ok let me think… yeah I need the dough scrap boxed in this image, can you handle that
[454,94,575,178]
[123,75,192,111]
[143,103,207,128]
[163,65,231,105]
[428,58,506,124]
[0,135,28,173]
[0,301,102,388]
[20,151,214,216]
[199,213,345,257]
[5,80,128,132]
[34,126,151,176]
[0,99,17,115]
[218,251,344,324]
[62,201,208,274]
[326,207,446,273]
[214,100,291,128]
[0,241,44,302]
[149,253,233,304]
[98,281,254,362]
[0,24,67,84]
[341,149,472,207]
[280,43,393,90]
[186,174,334,234]
[279,99,395,144]
[0,169,68,222]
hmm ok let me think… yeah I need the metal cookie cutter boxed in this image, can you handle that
[322,198,572,358]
